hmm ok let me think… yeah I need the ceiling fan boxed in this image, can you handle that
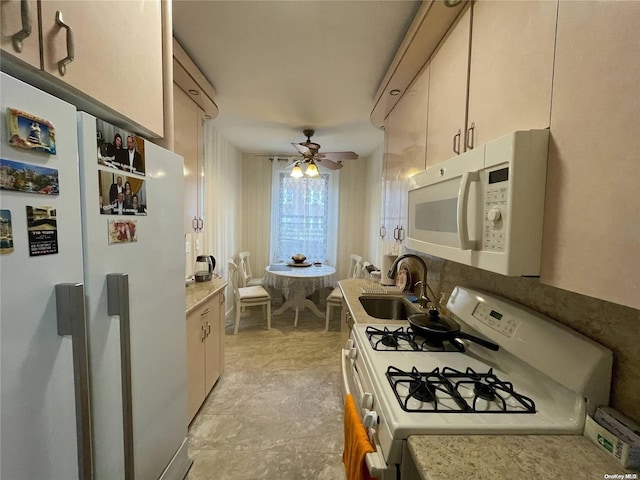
[290,129,359,172]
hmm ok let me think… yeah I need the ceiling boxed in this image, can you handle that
[172,0,421,158]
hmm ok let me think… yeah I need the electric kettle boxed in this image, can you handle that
[194,255,215,282]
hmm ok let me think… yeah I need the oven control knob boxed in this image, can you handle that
[487,207,502,223]
[363,409,378,428]
[346,347,357,360]
[362,393,374,410]
[345,339,354,349]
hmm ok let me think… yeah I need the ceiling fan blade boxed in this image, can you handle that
[291,142,312,156]
[317,158,343,170]
[321,151,359,162]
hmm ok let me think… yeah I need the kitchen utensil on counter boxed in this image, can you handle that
[408,310,500,351]
[195,255,216,282]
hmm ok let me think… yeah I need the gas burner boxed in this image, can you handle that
[409,379,437,403]
[380,335,400,348]
[473,381,496,401]
[365,326,458,352]
[386,365,536,413]
[365,326,419,351]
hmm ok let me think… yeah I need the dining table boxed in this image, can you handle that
[263,263,337,325]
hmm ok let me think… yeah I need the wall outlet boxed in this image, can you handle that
[185,241,191,254]
[195,238,201,251]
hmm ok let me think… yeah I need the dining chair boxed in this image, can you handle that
[325,254,363,331]
[238,251,264,287]
[228,260,271,335]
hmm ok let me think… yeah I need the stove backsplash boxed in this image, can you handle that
[401,251,640,424]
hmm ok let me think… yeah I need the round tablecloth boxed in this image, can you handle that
[264,264,336,301]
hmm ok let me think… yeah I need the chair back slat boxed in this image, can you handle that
[238,251,253,287]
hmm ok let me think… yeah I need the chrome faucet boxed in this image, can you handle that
[387,254,430,308]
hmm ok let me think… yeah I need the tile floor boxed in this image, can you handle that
[186,302,347,480]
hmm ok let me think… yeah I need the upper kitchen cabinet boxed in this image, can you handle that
[2,0,165,138]
[425,7,470,167]
[172,38,218,236]
[426,1,557,166]
[466,0,557,148]
[174,84,205,234]
[540,1,640,310]
[1,0,40,69]
[382,65,430,244]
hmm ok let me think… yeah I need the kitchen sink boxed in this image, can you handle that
[358,295,421,320]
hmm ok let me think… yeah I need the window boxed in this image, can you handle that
[270,170,338,265]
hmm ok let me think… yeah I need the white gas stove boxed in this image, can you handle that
[341,286,613,479]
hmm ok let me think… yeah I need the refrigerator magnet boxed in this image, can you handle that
[108,219,138,244]
[0,209,14,254]
[7,108,56,155]
[26,205,58,256]
[0,158,60,195]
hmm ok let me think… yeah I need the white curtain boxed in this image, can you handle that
[203,122,242,308]
[269,164,339,266]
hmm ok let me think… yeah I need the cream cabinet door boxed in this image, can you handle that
[186,307,206,421]
[467,0,557,148]
[1,0,40,69]
[385,65,430,241]
[426,7,471,167]
[39,1,164,136]
[174,84,202,234]
[541,0,640,310]
[204,293,222,393]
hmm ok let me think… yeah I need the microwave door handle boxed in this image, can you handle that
[457,172,479,250]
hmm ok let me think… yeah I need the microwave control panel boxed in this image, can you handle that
[483,167,510,251]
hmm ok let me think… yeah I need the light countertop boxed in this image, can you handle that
[408,435,633,479]
[185,278,227,314]
[338,278,633,478]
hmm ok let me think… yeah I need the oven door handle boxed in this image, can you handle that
[341,349,353,396]
[366,450,389,479]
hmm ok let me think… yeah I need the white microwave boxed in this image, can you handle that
[407,129,549,276]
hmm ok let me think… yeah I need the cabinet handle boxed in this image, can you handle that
[198,217,204,231]
[192,217,198,230]
[11,0,32,53]
[379,226,386,238]
[398,226,405,242]
[200,324,206,341]
[393,226,399,241]
[466,122,475,150]
[201,308,209,317]
[220,294,225,305]
[206,322,211,336]
[55,11,75,76]
[453,129,461,155]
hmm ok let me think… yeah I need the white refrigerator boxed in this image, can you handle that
[1,72,190,480]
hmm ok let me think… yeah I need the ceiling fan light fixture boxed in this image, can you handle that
[305,161,319,177]
[291,163,304,178]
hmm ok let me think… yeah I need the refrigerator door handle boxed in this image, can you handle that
[55,283,94,480]
[107,273,134,480]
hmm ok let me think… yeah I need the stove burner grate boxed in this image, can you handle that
[386,366,536,413]
[365,326,420,351]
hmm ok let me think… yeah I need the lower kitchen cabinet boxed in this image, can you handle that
[186,290,225,421]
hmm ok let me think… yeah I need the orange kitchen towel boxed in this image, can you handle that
[342,394,376,480]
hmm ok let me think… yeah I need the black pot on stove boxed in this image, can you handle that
[408,310,499,352]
